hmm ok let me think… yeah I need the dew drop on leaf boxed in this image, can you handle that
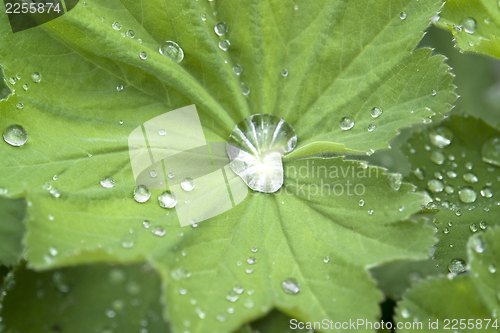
[444,185,454,194]
[281,69,289,77]
[448,258,466,275]
[399,12,407,20]
[479,221,487,230]
[387,173,402,191]
[430,151,445,165]
[142,221,150,229]
[139,52,148,60]
[116,85,124,92]
[370,107,383,118]
[461,17,477,34]
[232,64,243,75]
[233,285,244,294]
[359,199,365,206]
[226,114,297,193]
[470,237,485,253]
[281,278,300,295]
[488,264,497,274]
[463,173,478,184]
[218,39,230,51]
[482,137,500,167]
[470,223,478,233]
[181,178,195,191]
[446,170,457,178]
[214,22,228,36]
[112,21,122,30]
[3,124,28,146]
[49,188,61,198]
[22,84,28,91]
[159,41,184,63]
[458,187,477,203]
[100,177,115,188]
[429,127,453,148]
[427,179,444,193]
[133,185,151,203]
[339,117,354,130]
[158,191,177,208]
[480,187,493,198]
[247,257,256,264]
[226,291,239,302]
[413,168,424,180]
[401,308,411,319]
[151,226,166,237]
[367,124,376,132]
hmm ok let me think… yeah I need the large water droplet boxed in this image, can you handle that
[100,177,115,188]
[133,185,151,203]
[31,72,42,83]
[461,17,477,34]
[3,125,28,146]
[214,22,228,36]
[227,114,297,193]
[159,41,184,63]
[282,278,300,295]
[448,258,466,275]
[482,137,500,167]
[158,191,178,208]
[459,187,477,203]
[339,117,354,130]
[429,127,453,148]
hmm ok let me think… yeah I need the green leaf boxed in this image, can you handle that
[0,0,452,331]
[0,263,170,333]
[0,197,25,266]
[149,157,435,333]
[401,115,500,273]
[436,0,500,59]
[395,226,500,332]
[419,25,500,128]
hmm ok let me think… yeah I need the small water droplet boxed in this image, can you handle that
[339,117,354,130]
[158,191,177,208]
[232,64,243,75]
[459,187,477,203]
[159,41,184,63]
[112,21,122,30]
[247,257,256,264]
[432,90,437,96]
[413,168,424,180]
[427,179,444,193]
[226,291,239,302]
[367,124,376,132]
[251,247,258,253]
[218,39,230,51]
[133,185,151,203]
[444,185,454,194]
[48,246,58,256]
[233,285,244,294]
[151,225,166,237]
[463,173,478,184]
[139,52,148,60]
[49,188,61,198]
[281,278,300,295]
[470,223,478,233]
[195,307,206,319]
[359,199,365,206]
[461,17,477,34]
[429,127,453,148]
[323,256,330,263]
[100,177,115,188]
[3,124,28,147]
[142,220,150,228]
[448,258,466,275]
[214,22,228,36]
[201,13,207,21]
[479,221,487,230]
[22,84,28,91]
[116,85,124,92]
[368,107,382,119]
[181,178,195,191]
[480,187,493,198]
[446,170,457,178]
[400,12,407,20]
[443,227,450,234]
[387,173,402,191]
[470,237,485,253]
[216,313,227,322]
[488,264,497,273]
[482,137,500,167]
[368,209,374,215]
[430,151,445,165]
[16,103,24,109]
[281,69,289,77]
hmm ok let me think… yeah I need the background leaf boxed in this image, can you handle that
[395,226,500,333]
[0,197,25,266]
[0,263,170,333]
